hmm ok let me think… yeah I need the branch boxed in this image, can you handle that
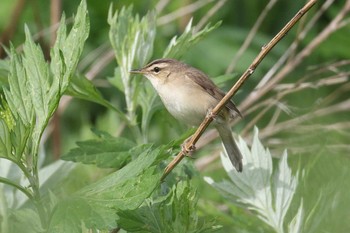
[0,176,33,200]
[240,0,350,112]
[161,0,318,181]
[260,99,350,139]
[255,0,335,89]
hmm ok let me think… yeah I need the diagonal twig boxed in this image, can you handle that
[161,0,318,181]
[240,0,350,113]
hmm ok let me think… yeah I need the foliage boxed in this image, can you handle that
[49,144,165,232]
[0,0,349,232]
[62,131,136,169]
[163,19,222,59]
[1,0,89,231]
[108,5,156,134]
[117,181,216,233]
[205,128,303,233]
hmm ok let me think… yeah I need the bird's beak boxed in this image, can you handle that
[129,69,144,74]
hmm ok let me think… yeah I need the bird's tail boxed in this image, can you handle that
[215,124,243,172]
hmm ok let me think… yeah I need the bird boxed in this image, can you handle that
[130,58,243,172]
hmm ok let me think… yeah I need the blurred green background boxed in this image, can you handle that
[0,0,349,232]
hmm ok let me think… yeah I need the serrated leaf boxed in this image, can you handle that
[23,27,54,119]
[108,6,156,70]
[62,136,136,168]
[0,2,90,232]
[117,181,215,233]
[205,127,303,233]
[163,20,221,59]
[0,120,11,158]
[0,98,15,131]
[49,197,117,232]
[50,145,165,231]
[51,0,89,94]
[4,0,89,161]
[9,208,43,233]
[4,47,34,126]
[274,150,299,229]
[288,201,304,233]
[65,74,125,118]
[108,5,156,126]
[10,116,31,160]
[22,27,60,153]
[38,160,76,193]
[5,28,60,158]
[77,146,163,209]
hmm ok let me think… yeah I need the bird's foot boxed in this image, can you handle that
[206,108,217,120]
[181,137,196,158]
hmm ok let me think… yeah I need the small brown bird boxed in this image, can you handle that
[130,58,243,172]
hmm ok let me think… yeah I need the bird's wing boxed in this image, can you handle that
[185,69,242,118]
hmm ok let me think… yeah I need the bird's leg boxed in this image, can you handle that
[181,135,196,158]
[206,108,217,120]
[208,108,226,124]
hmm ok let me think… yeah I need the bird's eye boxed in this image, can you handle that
[153,67,160,73]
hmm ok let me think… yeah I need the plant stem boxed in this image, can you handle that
[0,176,33,199]
[30,166,48,230]
[0,189,9,233]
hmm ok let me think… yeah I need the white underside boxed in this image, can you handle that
[147,74,218,126]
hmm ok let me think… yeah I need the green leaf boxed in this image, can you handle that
[49,197,117,233]
[9,208,44,233]
[4,30,60,158]
[163,20,221,59]
[288,201,304,233]
[0,2,90,232]
[117,181,215,233]
[274,151,299,230]
[108,5,156,70]
[205,127,303,233]
[4,47,34,126]
[50,145,165,231]
[0,120,11,157]
[107,67,124,92]
[108,5,156,125]
[61,135,136,168]
[22,27,60,154]
[51,0,90,94]
[137,82,161,140]
[10,116,31,160]
[77,146,163,210]
[66,74,124,117]
[3,0,89,160]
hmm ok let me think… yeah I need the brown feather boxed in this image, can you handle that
[184,68,242,118]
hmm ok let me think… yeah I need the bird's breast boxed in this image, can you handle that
[153,79,218,126]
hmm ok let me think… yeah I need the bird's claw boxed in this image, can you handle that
[181,143,196,158]
[206,109,217,119]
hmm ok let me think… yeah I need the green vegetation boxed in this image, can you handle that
[0,0,349,232]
